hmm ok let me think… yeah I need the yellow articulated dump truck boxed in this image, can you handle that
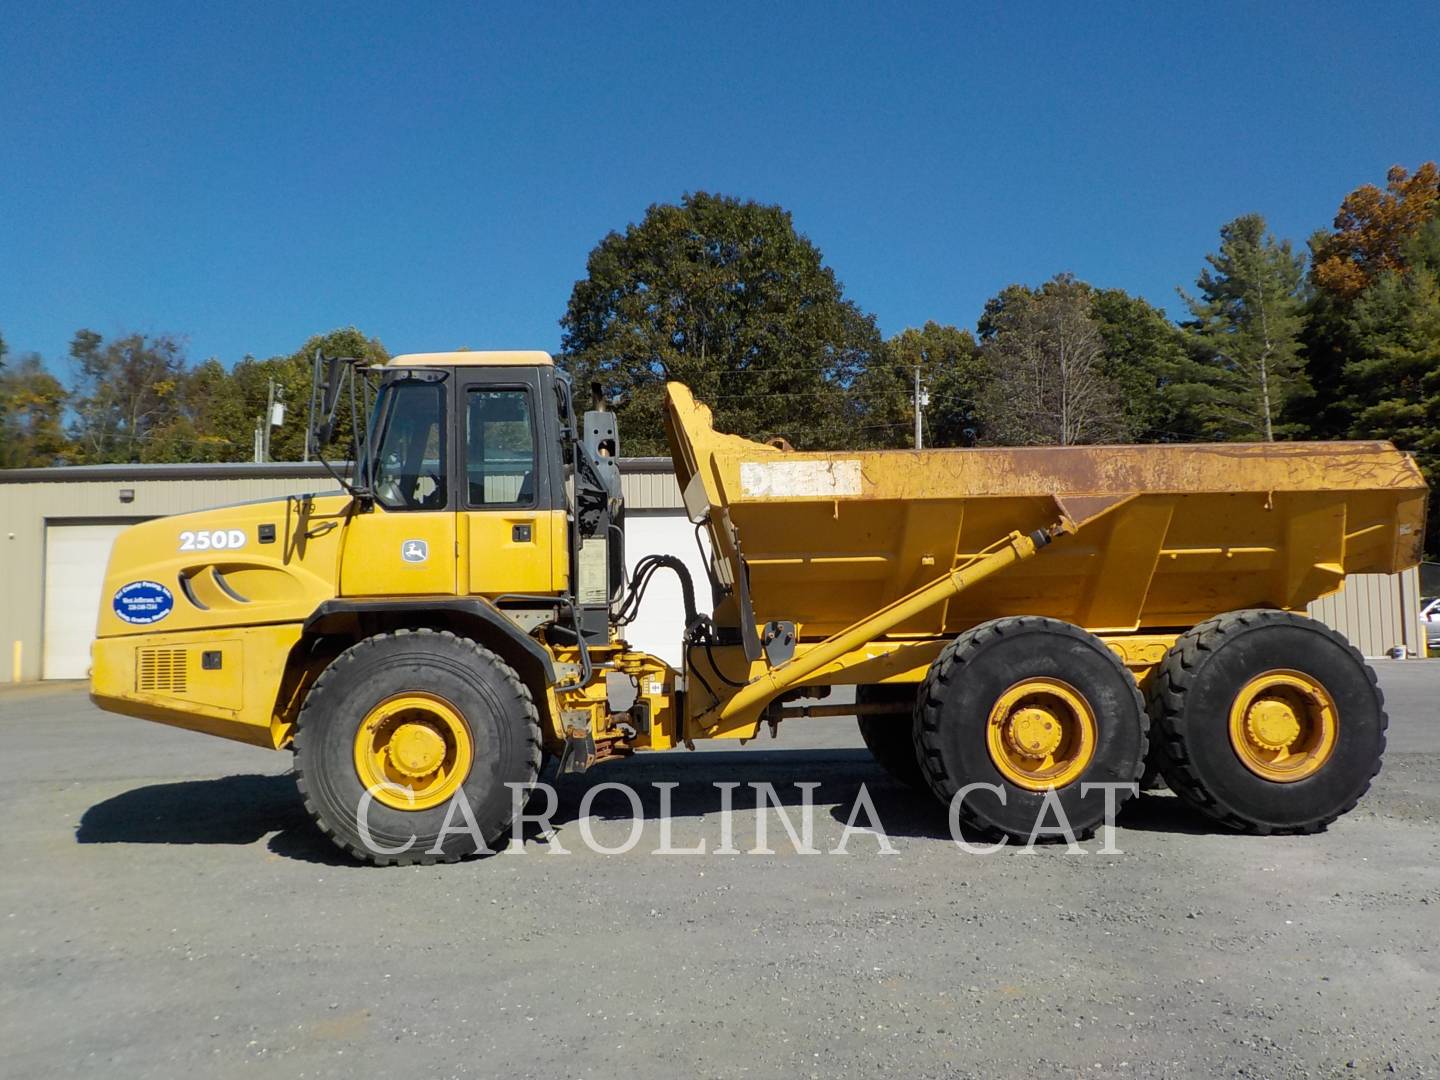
[89,351,1428,864]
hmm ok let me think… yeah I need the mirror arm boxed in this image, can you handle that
[308,350,374,507]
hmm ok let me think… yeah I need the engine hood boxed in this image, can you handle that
[96,492,354,638]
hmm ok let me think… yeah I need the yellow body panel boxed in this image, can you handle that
[463,508,568,596]
[339,507,457,596]
[666,379,1427,741]
[90,623,307,747]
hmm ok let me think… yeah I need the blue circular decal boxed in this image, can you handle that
[113,580,174,625]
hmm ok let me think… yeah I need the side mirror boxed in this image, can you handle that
[555,379,576,466]
[308,350,349,455]
[307,350,374,505]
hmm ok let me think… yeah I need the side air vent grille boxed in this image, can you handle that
[137,648,188,693]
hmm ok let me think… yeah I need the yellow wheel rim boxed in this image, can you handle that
[985,678,1097,791]
[1227,669,1337,783]
[353,692,473,811]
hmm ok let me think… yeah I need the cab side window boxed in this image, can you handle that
[371,382,447,510]
[466,389,536,506]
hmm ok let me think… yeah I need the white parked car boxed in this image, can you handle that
[1422,596,1440,655]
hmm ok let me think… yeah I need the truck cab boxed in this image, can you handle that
[340,352,579,603]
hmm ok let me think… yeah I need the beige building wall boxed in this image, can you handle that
[1306,567,1424,659]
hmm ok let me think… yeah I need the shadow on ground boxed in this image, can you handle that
[77,772,352,865]
[76,750,1222,864]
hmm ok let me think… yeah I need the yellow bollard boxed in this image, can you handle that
[11,640,21,683]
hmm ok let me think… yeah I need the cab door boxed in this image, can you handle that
[458,368,566,598]
[340,372,457,597]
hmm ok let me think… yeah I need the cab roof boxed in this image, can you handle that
[387,350,554,368]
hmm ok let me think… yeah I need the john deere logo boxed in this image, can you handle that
[401,539,428,563]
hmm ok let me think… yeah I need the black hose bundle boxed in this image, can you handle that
[615,554,700,633]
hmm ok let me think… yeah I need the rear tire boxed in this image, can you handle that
[1148,610,1385,834]
[916,617,1147,841]
[294,629,542,865]
[855,684,924,788]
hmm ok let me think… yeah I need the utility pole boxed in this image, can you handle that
[261,379,276,462]
[257,379,286,461]
[913,366,929,450]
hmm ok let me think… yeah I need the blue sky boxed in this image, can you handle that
[3,3,1438,377]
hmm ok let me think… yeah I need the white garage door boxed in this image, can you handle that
[43,522,132,679]
[622,512,712,667]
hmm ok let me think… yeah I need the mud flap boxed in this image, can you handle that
[558,718,597,775]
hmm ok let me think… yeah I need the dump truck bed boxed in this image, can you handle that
[664,383,1428,639]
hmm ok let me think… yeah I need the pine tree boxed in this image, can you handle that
[1181,215,1307,441]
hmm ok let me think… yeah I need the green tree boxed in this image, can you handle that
[276,327,388,461]
[1293,285,1358,439]
[0,353,72,466]
[979,275,1129,445]
[560,192,884,454]
[859,322,985,447]
[68,331,187,462]
[974,275,1199,445]
[63,326,386,465]
[141,359,251,463]
[1181,214,1308,441]
[205,328,388,463]
[1338,257,1440,555]
[1088,287,1209,442]
[1344,266,1440,445]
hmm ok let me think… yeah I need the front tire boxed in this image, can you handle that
[294,629,542,865]
[1148,610,1386,833]
[916,617,1147,840]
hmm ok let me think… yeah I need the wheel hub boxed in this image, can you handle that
[1004,706,1064,759]
[985,677,1097,791]
[387,721,448,778]
[1244,698,1302,752]
[1227,670,1338,783]
[353,692,474,811]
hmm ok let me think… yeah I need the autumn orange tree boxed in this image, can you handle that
[1300,161,1440,554]
[1310,163,1440,299]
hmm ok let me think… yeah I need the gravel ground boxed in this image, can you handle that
[2,662,1438,1079]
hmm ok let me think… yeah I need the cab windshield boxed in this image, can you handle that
[363,377,447,510]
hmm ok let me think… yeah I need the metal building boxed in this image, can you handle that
[0,461,1427,681]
